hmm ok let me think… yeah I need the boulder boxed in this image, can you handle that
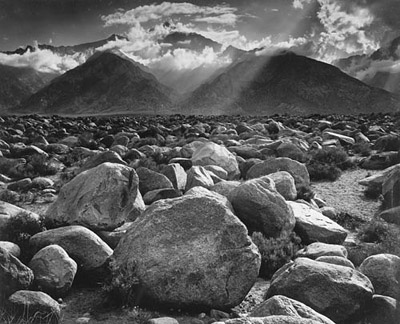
[136,167,174,196]
[276,142,306,162]
[0,241,20,257]
[0,201,40,240]
[210,181,241,199]
[323,131,355,145]
[315,256,355,269]
[97,222,134,249]
[162,163,187,191]
[30,225,112,274]
[143,188,182,205]
[359,254,400,300]
[215,316,323,324]
[266,257,374,323]
[191,141,240,180]
[29,244,77,298]
[0,247,33,300]
[110,191,261,309]
[296,242,348,259]
[267,172,297,201]
[250,295,335,324]
[288,201,348,244]
[79,150,127,173]
[379,206,400,225]
[246,158,310,188]
[229,176,295,238]
[365,295,399,324]
[185,166,214,191]
[8,290,61,324]
[45,162,145,231]
[382,166,400,209]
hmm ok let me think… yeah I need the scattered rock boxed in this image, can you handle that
[191,141,240,180]
[0,241,20,257]
[230,176,295,238]
[250,295,335,324]
[296,242,348,259]
[8,290,61,324]
[136,167,174,196]
[267,171,297,201]
[0,247,33,300]
[246,157,310,188]
[185,166,214,191]
[30,225,112,275]
[359,253,400,300]
[266,257,374,323]
[45,162,145,231]
[29,244,77,298]
[315,255,355,269]
[288,201,348,244]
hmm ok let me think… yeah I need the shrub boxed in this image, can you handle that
[353,142,372,157]
[329,212,366,231]
[4,212,46,262]
[296,185,315,202]
[251,232,303,279]
[358,218,400,257]
[28,155,58,176]
[306,161,342,181]
[309,147,354,170]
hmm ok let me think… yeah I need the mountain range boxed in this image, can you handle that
[334,35,400,94]
[2,32,400,116]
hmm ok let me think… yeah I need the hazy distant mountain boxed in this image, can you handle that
[16,50,174,115]
[160,31,222,53]
[334,36,400,95]
[182,51,400,115]
[2,34,127,56]
[0,64,56,113]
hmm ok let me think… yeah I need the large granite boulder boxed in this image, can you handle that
[136,167,174,196]
[0,201,40,240]
[246,158,310,188]
[110,191,261,309]
[266,258,374,323]
[185,166,214,191]
[288,201,348,244]
[250,295,335,324]
[29,244,77,298]
[0,247,33,300]
[229,176,295,238]
[296,242,348,259]
[359,254,400,300]
[8,290,61,324]
[191,141,240,180]
[45,162,145,231]
[267,172,297,201]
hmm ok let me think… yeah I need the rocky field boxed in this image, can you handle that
[0,113,400,324]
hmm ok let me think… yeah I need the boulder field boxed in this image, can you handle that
[0,113,399,323]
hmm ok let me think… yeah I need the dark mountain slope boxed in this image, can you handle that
[16,50,174,115]
[0,64,56,113]
[182,51,400,115]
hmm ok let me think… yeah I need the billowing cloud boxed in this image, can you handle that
[0,47,84,73]
[102,2,239,26]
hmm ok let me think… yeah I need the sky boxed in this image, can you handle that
[1,0,400,74]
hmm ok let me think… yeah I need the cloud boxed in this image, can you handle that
[193,13,238,26]
[293,0,314,10]
[0,47,84,73]
[102,2,239,26]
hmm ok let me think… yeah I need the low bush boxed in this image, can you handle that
[306,146,354,181]
[28,155,58,176]
[306,161,342,181]
[329,212,366,231]
[358,218,400,257]
[4,212,46,262]
[352,142,372,157]
[251,232,303,279]
[296,185,315,202]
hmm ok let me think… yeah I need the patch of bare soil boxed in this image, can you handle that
[311,168,382,221]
